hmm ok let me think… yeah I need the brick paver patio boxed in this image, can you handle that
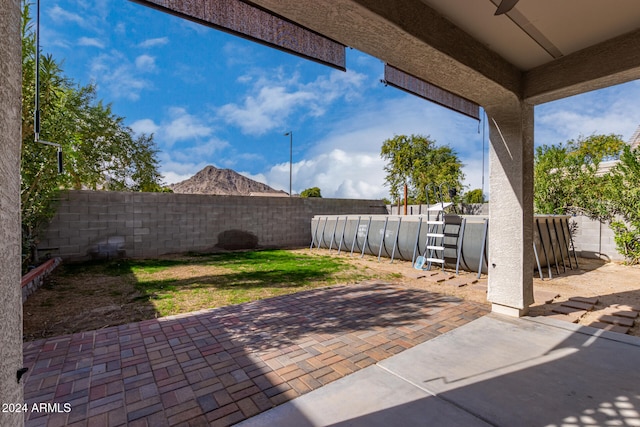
[22,281,489,426]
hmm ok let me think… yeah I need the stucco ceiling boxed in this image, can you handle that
[424,0,640,71]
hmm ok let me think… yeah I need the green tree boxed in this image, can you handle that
[300,187,322,198]
[567,133,624,169]
[533,133,640,264]
[380,134,464,203]
[533,134,624,215]
[462,188,485,204]
[602,145,640,264]
[534,143,576,214]
[21,3,163,268]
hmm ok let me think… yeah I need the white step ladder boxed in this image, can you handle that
[418,183,465,274]
[425,200,451,270]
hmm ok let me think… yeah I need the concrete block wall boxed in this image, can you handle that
[38,191,387,260]
[36,191,625,262]
[386,203,489,215]
[570,216,623,261]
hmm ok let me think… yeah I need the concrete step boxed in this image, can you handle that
[605,310,639,319]
[546,313,580,324]
[588,321,631,335]
[569,296,599,305]
[598,315,635,327]
[552,306,587,317]
[560,300,595,311]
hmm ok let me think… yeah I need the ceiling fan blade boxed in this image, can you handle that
[495,0,519,15]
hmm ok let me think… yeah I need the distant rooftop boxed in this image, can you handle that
[249,192,290,197]
[629,125,640,150]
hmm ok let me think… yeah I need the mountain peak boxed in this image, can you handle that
[169,165,285,196]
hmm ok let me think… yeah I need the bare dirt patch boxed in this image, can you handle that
[22,269,156,341]
[314,250,640,337]
[527,257,640,336]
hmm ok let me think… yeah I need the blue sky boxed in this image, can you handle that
[40,0,640,199]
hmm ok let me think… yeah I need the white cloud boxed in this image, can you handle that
[218,68,367,136]
[180,19,210,36]
[48,5,85,26]
[190,138,231,157]
[303,68,367,108]
[164,90,488,199]
[162,170,198,185]
[237,153,264,162]
[160,91,486,199]
[223,42,255,67]
[138,37,169,48]
[242,149,387,198]
[135,54,156,71]
[130,119,160,135]
[218,86,316,135]
[535,81,640,145]
[90,51,153,101]
[168,138,230,163]
[158,153,210,185]
[462,157,487,195]
[78,37,105,48]
[114,22,127,36]
[132,110,230,182]
[40,26,71,49]
[289,96,485,198]
[162,107,213,145]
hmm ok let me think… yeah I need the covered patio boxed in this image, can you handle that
[3,0,640,425]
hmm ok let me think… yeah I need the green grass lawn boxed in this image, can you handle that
[23,249,399,339]
[63,249,387,317]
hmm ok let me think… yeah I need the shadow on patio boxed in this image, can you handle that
[22,281,488,426]
[237,314,640,427]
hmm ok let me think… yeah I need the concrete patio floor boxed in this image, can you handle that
[239,313,640,427]
[21,281,488,426]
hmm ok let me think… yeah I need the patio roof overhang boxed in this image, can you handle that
[239,0,640,107]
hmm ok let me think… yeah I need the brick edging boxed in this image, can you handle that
[21,257,62,303]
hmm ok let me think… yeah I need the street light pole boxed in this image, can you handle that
[284,131,292,197]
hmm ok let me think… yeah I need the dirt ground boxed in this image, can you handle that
[23,271,157,341]
[23,249,640,340]
[319,249,640,337]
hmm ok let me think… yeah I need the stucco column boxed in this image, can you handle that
[0,1,24,426]
[485,101,535,317]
